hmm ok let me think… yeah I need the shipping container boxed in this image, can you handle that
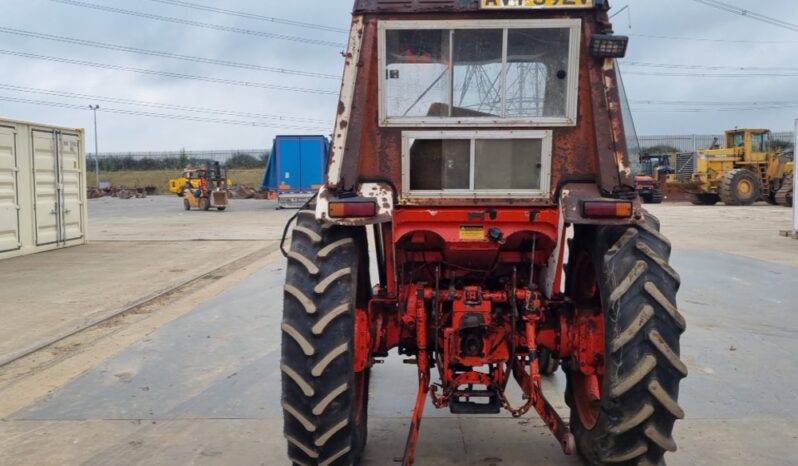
[261,135,330,208]
[0,118,88,260]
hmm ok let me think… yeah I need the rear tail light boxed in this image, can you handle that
[329,201,377,218]
[583,200,634,219]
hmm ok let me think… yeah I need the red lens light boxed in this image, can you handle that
[329,201,377,218]
[583,201,634,218]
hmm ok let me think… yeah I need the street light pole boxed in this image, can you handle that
[89,105,100,188]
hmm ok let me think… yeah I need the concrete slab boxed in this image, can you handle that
[2,202,797,465]
[0,419,287,466]
[647,203,798,267]
[0,195,289,366]
[2,248,796,465]
[88,196,294,241]
[0,240,273,366]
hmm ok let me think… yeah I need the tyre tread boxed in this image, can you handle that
[567,213,685,466]
[281,208,368,466]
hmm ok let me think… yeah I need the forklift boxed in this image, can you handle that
[182,161,229,211]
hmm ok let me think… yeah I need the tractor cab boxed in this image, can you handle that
[640,153,674,181]
[724,129,773,162]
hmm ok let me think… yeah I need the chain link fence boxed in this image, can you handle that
[87,149,270,171]
[639,132,794,153]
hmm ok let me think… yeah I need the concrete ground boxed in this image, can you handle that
[0,200,797,465]
[0,196,292,366]
[649,202,798,267]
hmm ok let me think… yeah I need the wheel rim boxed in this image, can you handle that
[569,251,606,430]
[737,179,753,197]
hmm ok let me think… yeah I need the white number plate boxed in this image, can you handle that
[481,0,595,9]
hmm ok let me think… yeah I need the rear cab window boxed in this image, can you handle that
[380,19,579,198]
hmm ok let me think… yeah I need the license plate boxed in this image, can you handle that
[481,0,594,9]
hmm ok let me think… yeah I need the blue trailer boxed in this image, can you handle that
[261,135,330,209]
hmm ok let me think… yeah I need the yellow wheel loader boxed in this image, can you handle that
[771,149,793,207]
[667,129,792,206]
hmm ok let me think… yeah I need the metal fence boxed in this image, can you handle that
[639,132,795,153]
[93,149,268,163]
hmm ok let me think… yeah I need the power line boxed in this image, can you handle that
[0,95,330,130]
[624,70,798,78]
[47,0,347,48]
[624,61,798,72]
[632,99,798,107]
[0,27,340,80]
[0,49,339,95]
[693,0,798,33]
[0,83,331,124]
[628,33,798,44]
[632,105,798,113]
[148,0,349,34]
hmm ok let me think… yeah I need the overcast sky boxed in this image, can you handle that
[0,0,796,152]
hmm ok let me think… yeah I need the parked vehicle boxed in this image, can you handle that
[668,129,793,206]
[280,2,685,465]
[261,135,329,209]
[169,165,231,196]
[181,162,229,211]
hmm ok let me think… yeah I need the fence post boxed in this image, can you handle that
[793,119,797,238]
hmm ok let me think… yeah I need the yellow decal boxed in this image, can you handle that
[481,0,594,9]
[459,226,486,241]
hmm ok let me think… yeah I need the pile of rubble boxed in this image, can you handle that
[227,185,262,199]
[88,186,156,199]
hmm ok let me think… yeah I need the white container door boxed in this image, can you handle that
[59,132,83,241]
[32,130,59,245]
[32,130,84,245]
[0,126,20,253]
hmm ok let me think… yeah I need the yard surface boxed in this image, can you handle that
[0,198,796,465]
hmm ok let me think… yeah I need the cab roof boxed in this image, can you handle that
[353,0,606,13]
[726,129,769,134]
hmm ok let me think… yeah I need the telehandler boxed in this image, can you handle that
[281,1,685,465]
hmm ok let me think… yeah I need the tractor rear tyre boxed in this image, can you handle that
[565,213,686,466]
[281,208,371,466]
[217,207,227,211]
[649,188,664,204]
[183,199,191,211]
[719,169,761,206]
[200,197,211,211]
[690,193,719,206]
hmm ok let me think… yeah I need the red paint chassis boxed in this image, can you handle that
[353,207,606,465]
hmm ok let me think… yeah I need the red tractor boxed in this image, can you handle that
[280,1,686,465]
